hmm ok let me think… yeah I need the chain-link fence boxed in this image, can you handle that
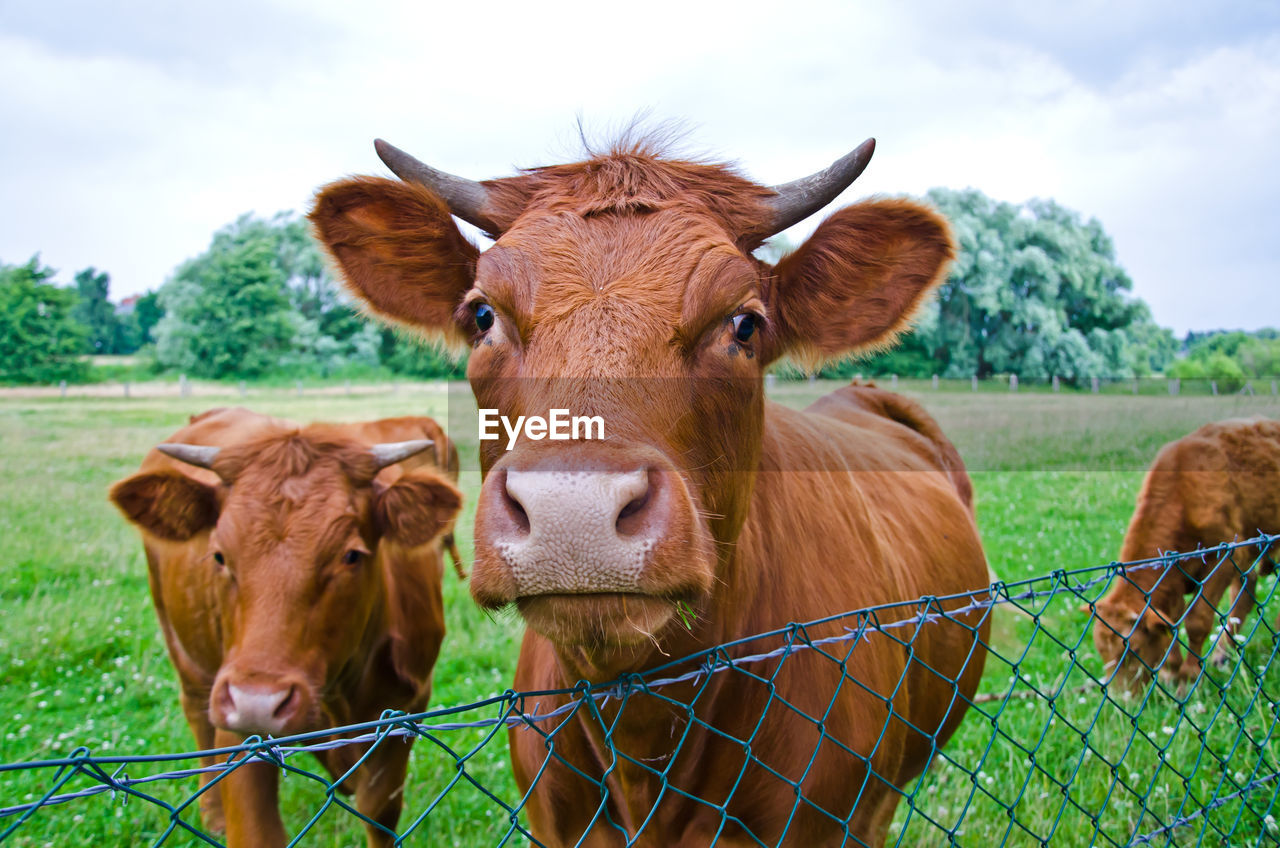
[3,535,1277,846]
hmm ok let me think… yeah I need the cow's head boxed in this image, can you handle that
[311,137,953,660]
[1089,599,1181,690]
[110,428,461,735]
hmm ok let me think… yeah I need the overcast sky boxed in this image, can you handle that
[2,0,1277,334]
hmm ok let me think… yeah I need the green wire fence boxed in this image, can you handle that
[2,534,1277,846]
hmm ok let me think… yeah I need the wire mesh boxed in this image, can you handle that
[2,535,1277,846]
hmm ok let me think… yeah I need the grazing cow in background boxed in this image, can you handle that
[310,134,990,846]
[1091,417,1280,687]
[109,407,463,848]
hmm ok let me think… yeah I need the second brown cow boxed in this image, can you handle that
[110,407,463,847]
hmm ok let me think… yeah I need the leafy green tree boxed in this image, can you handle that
[380,329,468,378]
[132,291,163,346]
[69,267,124,354]
[1170,329,1280,389]
[153,211,401,378]
[0,257,88,383]
[153,220,297,378]
[1238,336,1280,377]
[1168,351,1247,391]
[843,188,1170,383]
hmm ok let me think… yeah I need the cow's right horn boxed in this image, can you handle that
[374,139,499,233]
[157,443,221,469]
[761,138,876,237]
[370,439,434,470]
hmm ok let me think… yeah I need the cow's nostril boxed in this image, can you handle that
[273,685,297,720]
[501,471,531,535]
[616,491,650,531]
[616,470,658,537]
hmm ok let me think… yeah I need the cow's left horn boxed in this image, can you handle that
[374,139,499,233]
[762,138,876,237]
[370,439,434,470]
[157,443,221,469]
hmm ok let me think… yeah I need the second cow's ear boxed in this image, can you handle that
[109,472,219,541]
[766,198,954,365]
[309,177,480,344]
[375,471,464,549]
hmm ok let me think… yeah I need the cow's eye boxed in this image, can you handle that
[342,549,365,566]
[212,551,225,566]
[474,303,495,333]
[731,313,757,343]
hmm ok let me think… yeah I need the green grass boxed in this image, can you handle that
[1,382,1277,845]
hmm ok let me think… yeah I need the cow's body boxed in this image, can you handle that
[110,407,463,847]
[311,135,990,846]
[511,386,987,844]
[1094,417,1280,685]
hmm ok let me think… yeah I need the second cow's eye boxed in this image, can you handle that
[342,549,365,566]
[475,303,495,333]
[731,313,757,343]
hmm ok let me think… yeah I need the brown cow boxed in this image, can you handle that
[109,407,463,847]
[310,135,990,846]
[1091,417,1280,688]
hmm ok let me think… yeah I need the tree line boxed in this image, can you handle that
[1,213,462,384]
[2,188,1275,385]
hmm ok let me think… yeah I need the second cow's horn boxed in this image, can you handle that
[370,439,434,470]
[157,443,221,469]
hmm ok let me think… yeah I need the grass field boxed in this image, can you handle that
[1,381,1278,846]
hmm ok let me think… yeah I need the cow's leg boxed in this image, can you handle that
[352,739,415,848]
[179,689,225,835]
[1180,562,1237,682]
[215,728,287,848]
[845,786,898,848]
[1212,572,1259,669]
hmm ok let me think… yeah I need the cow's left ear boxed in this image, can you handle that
[375,471,463,548]
[766,199,954,364]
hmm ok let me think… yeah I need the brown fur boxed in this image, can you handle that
[1092,418,1280,688]
[108,407,463,848]
[311,142,988,846]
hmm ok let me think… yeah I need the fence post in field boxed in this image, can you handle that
[123,382,130,398]
[1010,374,1018,392]
[1091,377,1099,394]
[392,381,399,394]
[239,381,247,398]
[765,373,776,393]
[59,380,66,398]
[1169,378,1179,396]
[345,379,352,396]
[1132,378,1139,394]
[1211,381,1218,396]
[179,374,189,398]
[296,380,303,397]
[932,374,939,390]
[891,374,898,389]
[971,375,978,392]
[1273,379,1278,396]
[1052,375,1059,392]
[808,374,816,387]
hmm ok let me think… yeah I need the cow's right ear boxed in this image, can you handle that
[109,472,218,542]
[309,177,480,343]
